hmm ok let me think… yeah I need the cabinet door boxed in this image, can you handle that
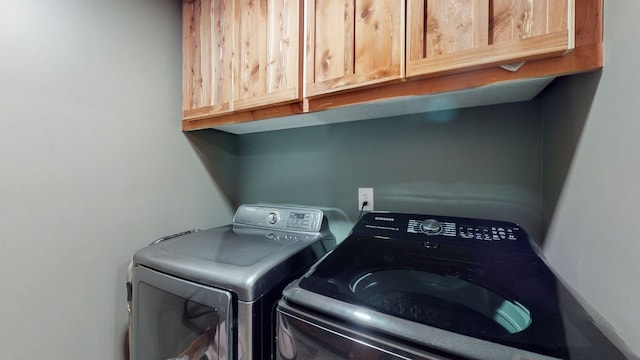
[305,0,404,97]
[406,0,575,78]
[234,0,302,111]
[182,0,301,122]
[182,0,234,120]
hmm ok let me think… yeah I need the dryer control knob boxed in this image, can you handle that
[266,212,280,225]
[420,219,441,235]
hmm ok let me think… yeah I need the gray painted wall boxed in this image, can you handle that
[541,71,601,233]
[541,0,640,355]
[3,0,638,358]
[0,0,235,358]
[237,101,543,241]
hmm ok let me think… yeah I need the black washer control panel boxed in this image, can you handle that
[458,224,519,241]
[408,218,520,241]
[359,213,531,253]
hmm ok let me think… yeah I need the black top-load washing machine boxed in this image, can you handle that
[130,204,338,360]
[277,212,627,360]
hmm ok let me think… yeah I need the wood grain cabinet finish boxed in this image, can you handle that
[406,0,575,78]
[182,0,599,131]
[304,0,405,97]
[182,0,233,119]
[182,0,302,122]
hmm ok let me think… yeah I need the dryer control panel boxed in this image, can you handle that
[233,204,324,232]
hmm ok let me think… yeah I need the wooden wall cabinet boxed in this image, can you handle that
[304,0,405,97]
[406,0,575,78]
[305,0,575,96]
[183,0,601,132]
[182,0,302,122]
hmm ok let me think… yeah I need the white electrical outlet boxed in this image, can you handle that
[358,188,374,211]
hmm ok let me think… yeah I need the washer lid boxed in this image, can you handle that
[349,269,532,335]
[134,224,333,302]
[287,212,626,360]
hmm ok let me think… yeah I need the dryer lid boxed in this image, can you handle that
[134,225,328,301]
[133,205,336,301]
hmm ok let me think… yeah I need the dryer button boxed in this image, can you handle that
[266,212,280,225]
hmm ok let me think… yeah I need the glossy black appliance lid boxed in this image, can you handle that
[290,212,625,360]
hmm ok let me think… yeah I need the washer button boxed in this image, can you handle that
[420,219,442,235]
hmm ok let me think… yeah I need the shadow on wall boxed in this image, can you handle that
[236,101,545,241]
[373,181,542,242]
[184,129,240,208]
[541,70,602,238]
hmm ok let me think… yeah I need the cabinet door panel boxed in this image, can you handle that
[234,0,301,111]
[407,0,574,78]
[312,0,354,83]
[235,0,266,102]
[183,0,234,118]
[491,0,569,42]
[425,0,488,56]
[355,0,403,73]
[306,0,403,97]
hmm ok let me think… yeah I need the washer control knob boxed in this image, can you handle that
[420,219,441,235]
[266,211,280,225]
